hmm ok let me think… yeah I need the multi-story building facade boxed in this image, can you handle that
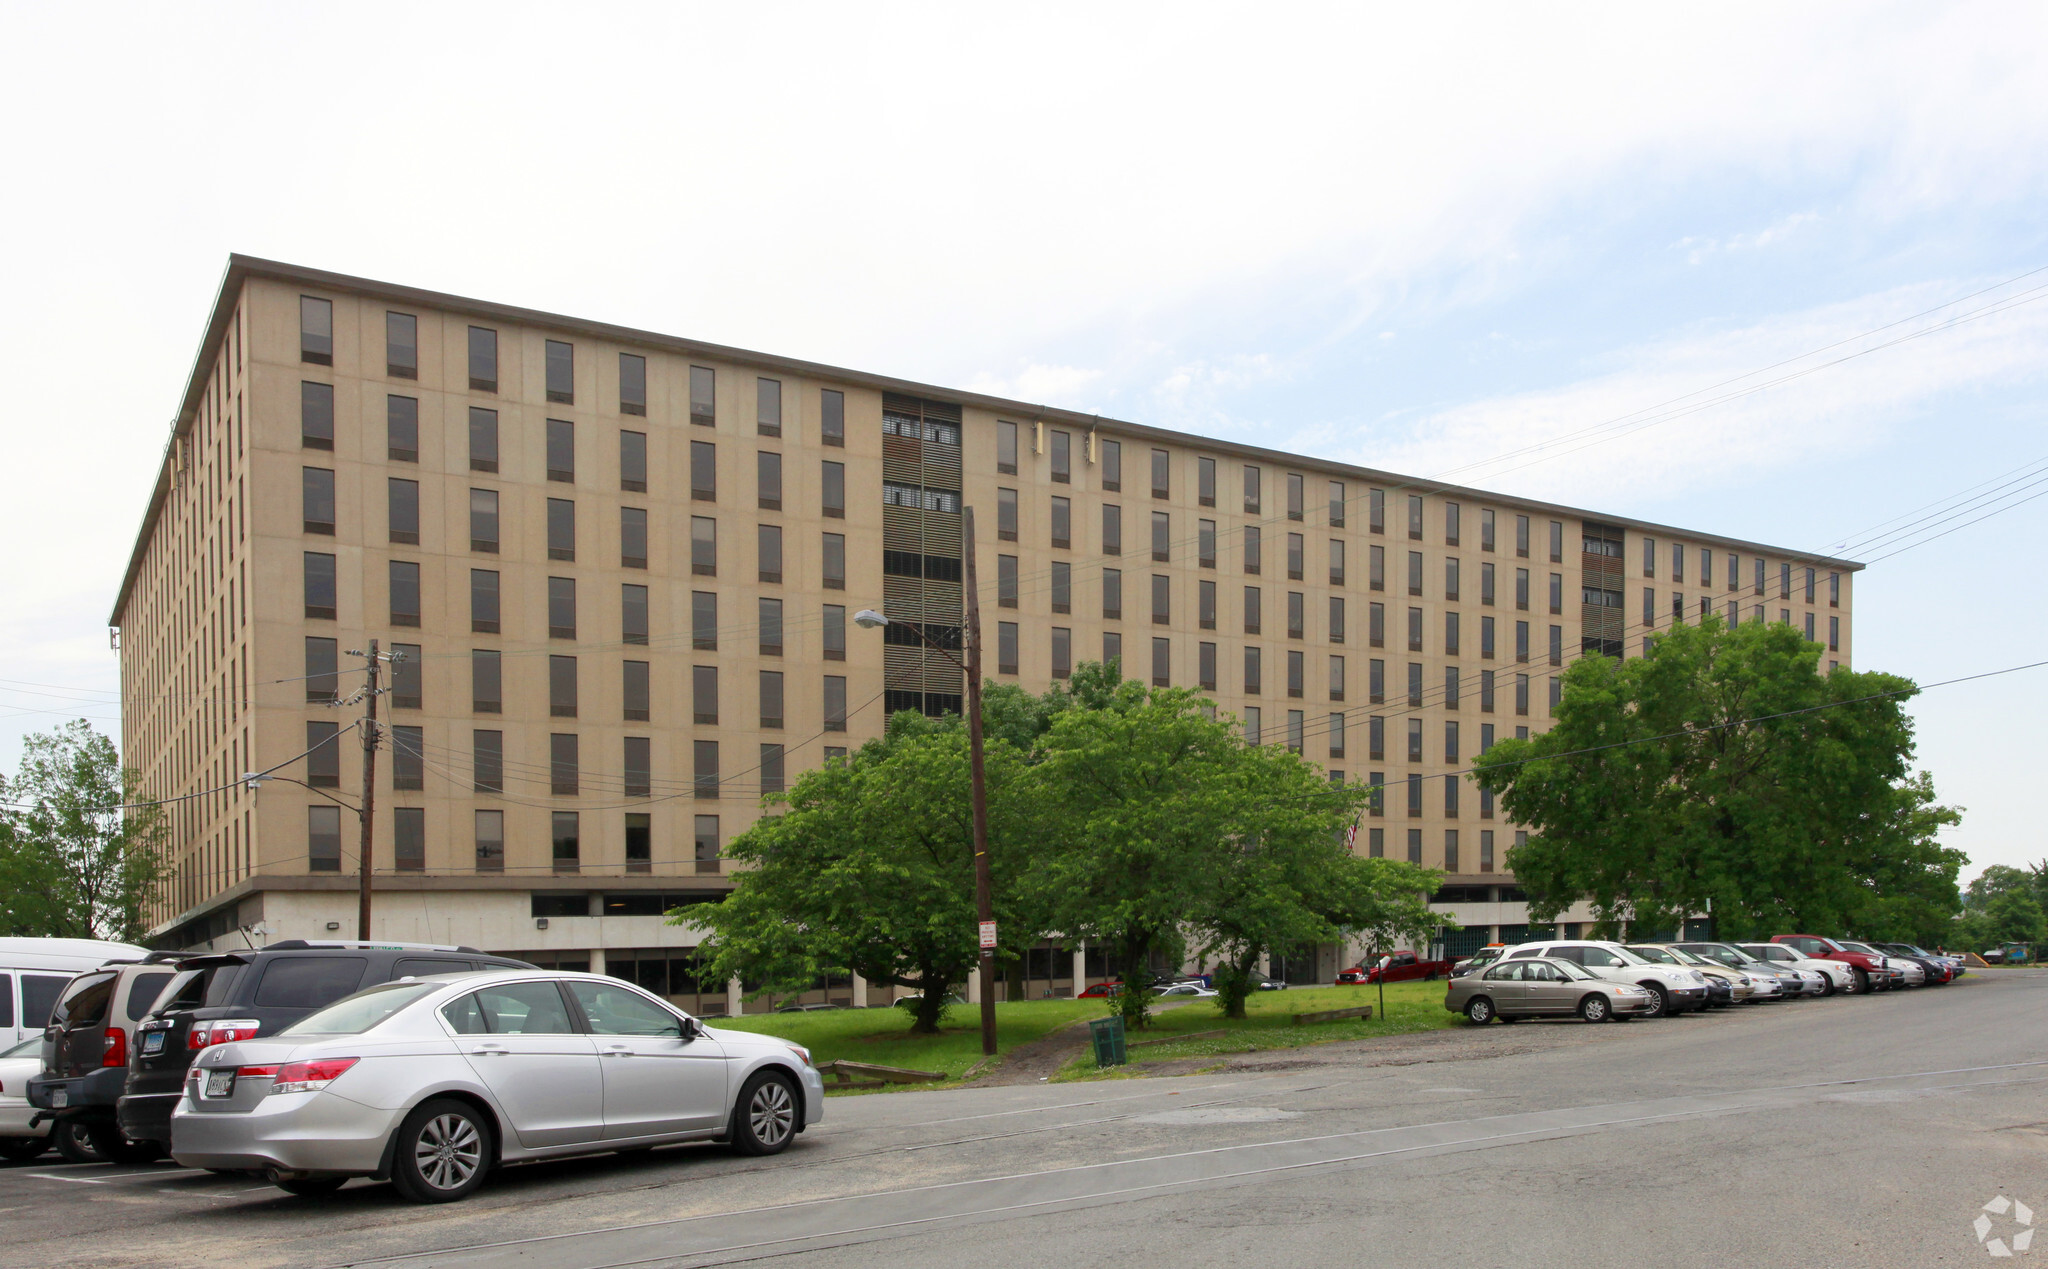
[111,256,1860,1006]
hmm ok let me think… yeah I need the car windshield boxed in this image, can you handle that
[1665,948,1713,966]
[1628,947,1678,964]
[1607,946,1651,966]
[1838,941,1877,954]
[1553,960,1596,981]
[280,981,440,1035]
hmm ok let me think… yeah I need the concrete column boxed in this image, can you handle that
[966,969,982,1004]
[852,971,868,1007]
[587,947,606,976]
[727,976,744,1017]
[1072,943,1087,994]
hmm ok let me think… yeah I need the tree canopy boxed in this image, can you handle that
[1473,617,1962,943]
[0,721,168,942]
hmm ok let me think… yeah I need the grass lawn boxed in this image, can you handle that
[714,998,1106,1084]
[1051,981,1460,1081]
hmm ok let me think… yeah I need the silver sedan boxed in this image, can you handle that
[1445,956,1657,1024]
[171,970,826,1202]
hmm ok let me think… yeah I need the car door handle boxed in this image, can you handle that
[470,1045,507,1055]
[603,1045,633,1056]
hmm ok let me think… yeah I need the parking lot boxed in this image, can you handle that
[2,969,2042,1269]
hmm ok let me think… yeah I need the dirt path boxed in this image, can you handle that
[974,1001,1198,1086]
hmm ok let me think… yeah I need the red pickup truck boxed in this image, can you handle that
[1337,951,1453,984]
[1771,934,1894,994]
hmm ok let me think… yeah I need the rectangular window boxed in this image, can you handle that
[1672,542,1686,583]
[306,720,342,787]
[551,811,580,872]
[1406,495,1423,540]
[1326,480,1347,528]
[1102,504,1123,555]
[1480,668,1496,712]
[1829,615,1840,651]
[1550,675,1562,712]
[998,554,1019,607]
[821,460,845,518]
[1804,611,1816,641]
[388,560,421,627]
[1052,560,1072,614]
[759,670,785,729]
[998,621,1019,675]
[1287,533,1305,580]
[759,597,783,656]
[548,576,577,638]
[472,729,503,792]
[1480,508,1496,552]
[997,487,1018,540]
[1515,568,1529,610]
[1515,620,1529,662]
[1198,578,1216,629]
[693,665,720,725]
[1330,595,1345,643]
[473,810,504,873]
[308,805,342,872]
[1287,473,1305,521]
[1050,429,1070,483]
[1480,562,1495,606]
[1154,448,1174,500]
[300,466,336,535]
[1196,455,1215,506]
[1244,585,1262,634]
[471,650,502,714]
[545,340,574,404]
[1754,557,1766,594]
[1829,571,1840,607]
[1549,572,1562,614]
[465,568,499,634]
[997,420,1018,474]
[1549,521,1564,564]
[1481,615,1495,659]
[1151,511,1170,561]
[1287,709,1304,752]
[549,654,579,717]
[1445,557,1461,601]
[1445,611,1460,657]
[463,407,499,473]
[1407,776,1423,821]
[690,366,716,427]
[1287,649,1304,698]
[623,660,650,721]
[1479,830,1494,872]
[297,381,336,451]
[1404,661,1422,708]
[1643,535,1657,578]
[615,429,648,493]
[1445,501,1461,546]
[1515,673,1530,716]
[1244,525,1262,575]
[756,378,782,437]
[1104,631,1122,666]
[758,524,784,584]
[1406,718,1424,766]
[1516,514,1530,558]
[1244,646,1263,694]
[820,389,844,446]
[1328,539,1346,586]
[823,604,845,661]
[1407,606,1423,652]
[1329,654,1345,701]
[1101,438,1122,491]
[618,506,649,569]
[823,676,847,732]
[694,815,720,870]
[757,744,786,797]
[691,516,717,576]
[1152,638,1171,687]
[617,352,646,416]
[1369,657,1385,703]
[691,440,717,501]
[305,636,339,704]
[1643,586,1656,627]
[1052,626,1072,678]
[374,309,416,378]
[1369,827,1384,854]
[383,393,418,462]
[1196,640,1217,690]
[1243,465,1262,514]
[1152,574,1171,624]
[1443,828,1458,871]
[383,477,419,545]
[1406,551,1423,597]
[701,592,736,659]
[1051,496,1072,550]
[822,532,845,590]
[544,418,575,483]
[303,551,336,620]
[1804,566,1816,604]
[625,813,652,871]
[295,295,335,365]
[547,497,576,561]
[621,583,649,645]
[467,326,497,392]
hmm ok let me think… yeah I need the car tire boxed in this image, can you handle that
[0,1136,48,1163]
[1464,996,1496,1024]
[1849,967,1869,995]
[53,1121,104,1164]
[1817,975,1836,997]
[1578,994,1611,1023]
[1638,983,1671,1018]
[389,1099,492,1204]
[85,1121,163,1166]
[729,1070,801,1156]
[274,1175,349,1197]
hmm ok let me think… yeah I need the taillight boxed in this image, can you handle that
[270,1058,357,1095]
[187,1019,261,1051]
[102,1027,127,1067]
[235,1066,280,1081]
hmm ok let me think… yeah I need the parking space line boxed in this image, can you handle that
[22,1173,108,1184]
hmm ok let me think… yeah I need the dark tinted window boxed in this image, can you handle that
[0,974,12,1027]
[472,981,577,1034]
[252,957,367,1010]
[393,958,474,979]
[53,972,117,1027]
[21,974,68,1028]
[157,964,244,1013]
[123,972,176,1021]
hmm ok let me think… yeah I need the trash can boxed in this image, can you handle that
[1088,1015,1127,1068]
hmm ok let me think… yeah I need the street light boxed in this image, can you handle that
[852,505,998,1057]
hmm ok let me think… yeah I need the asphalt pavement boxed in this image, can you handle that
[5,971,2043,1269]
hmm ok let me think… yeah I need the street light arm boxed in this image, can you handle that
[853,608,970,674]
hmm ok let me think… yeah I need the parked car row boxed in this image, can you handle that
[2,938,823,1204]
[1443,934,1963,1025]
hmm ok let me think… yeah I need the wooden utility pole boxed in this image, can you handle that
[963,507,997,1057]
[356,639,381,941]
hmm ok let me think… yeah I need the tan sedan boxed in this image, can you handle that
[1627,944,1759,1004]
[1445,956,1659,1024]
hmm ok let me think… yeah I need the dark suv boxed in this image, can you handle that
[25,952,189,1162]
[117,940,532,1154]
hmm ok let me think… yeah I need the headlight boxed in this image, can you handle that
[788,1045,812,1067]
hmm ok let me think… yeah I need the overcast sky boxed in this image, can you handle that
[1,4,2042,881]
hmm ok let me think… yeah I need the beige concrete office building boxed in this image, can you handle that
[111,257,1860,1004]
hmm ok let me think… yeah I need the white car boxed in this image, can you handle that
[172,970,826,1202]
[0,1035,55,1162]
[1153,983,1219,998]
[1503,941,1711,1017]
[1838,940,1922,987]
[1737,943,1854,995]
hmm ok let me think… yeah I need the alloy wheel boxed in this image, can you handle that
[414,1113,483,1192]
[749,1079,796,1147]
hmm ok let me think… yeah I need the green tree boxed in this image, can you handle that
[687,712,1045,1034]
[1953,865,2048,955]
[0,721,169,941]
[1473,617,1962,941]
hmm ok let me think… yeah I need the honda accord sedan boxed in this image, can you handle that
[171,970,825,1202]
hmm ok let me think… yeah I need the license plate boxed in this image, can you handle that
[205,1069,235,1099]
[50,1088,67,1109]
[142,1031,164,1055]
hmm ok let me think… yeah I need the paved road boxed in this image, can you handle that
[5,972,2043,1269]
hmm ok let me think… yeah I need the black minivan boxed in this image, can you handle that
[118,940,532,1153]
